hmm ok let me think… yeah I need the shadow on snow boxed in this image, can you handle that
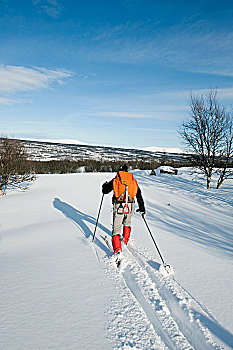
[136,174,233,258]
[53,197,112,256]
[193,310,233,349]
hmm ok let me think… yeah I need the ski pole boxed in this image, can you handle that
[142,215,166,265]
[92,193,104,242]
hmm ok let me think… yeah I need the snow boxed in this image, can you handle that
[155,165,178,175]
[142,146,186,154]
[159,264,174,277]
[0,169,233,349]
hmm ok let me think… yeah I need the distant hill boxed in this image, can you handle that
[20,139,190,163]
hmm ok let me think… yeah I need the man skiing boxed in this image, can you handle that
[102,164,145,264]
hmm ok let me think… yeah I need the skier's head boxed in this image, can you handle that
[118,164,128,172]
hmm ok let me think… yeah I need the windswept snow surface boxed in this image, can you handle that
[0,169,233,350]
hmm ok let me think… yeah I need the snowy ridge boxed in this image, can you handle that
[142,146,185,154]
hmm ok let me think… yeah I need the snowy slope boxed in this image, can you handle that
[142,146,185,154]
[0,170,233,350]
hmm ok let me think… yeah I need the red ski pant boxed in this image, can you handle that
[112,202,134,236]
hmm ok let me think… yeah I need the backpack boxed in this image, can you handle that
[113,171,138,202]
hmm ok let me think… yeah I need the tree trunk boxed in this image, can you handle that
[216,176,224,189]
[207,176,211,189]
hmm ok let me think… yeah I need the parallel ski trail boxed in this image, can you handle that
[110,244,194,349]
[121,266,175,350]
[126,244,222,350]
[102,235,224,349]
[122,248,196,350]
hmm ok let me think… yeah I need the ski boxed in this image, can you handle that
[115,255,122,269]
[104,235,123,270]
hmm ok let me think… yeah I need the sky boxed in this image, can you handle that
[1,0,233,149]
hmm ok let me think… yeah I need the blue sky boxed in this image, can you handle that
[1,0,233,149]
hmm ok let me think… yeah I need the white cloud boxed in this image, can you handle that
[95,110,186,119]
[91,111,156,119]
[216,88,233,100]
[79,17,233,77]
[0,65,73,93]
[170,87,233,103]
[63,108,184,122]
[33,0,62,18]
[0,97,20,105]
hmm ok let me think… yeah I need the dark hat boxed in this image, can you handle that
[118,164,128,172]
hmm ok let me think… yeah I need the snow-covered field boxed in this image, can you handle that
[0,169,233,350]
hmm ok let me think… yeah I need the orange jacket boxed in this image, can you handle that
[113,171,138,202]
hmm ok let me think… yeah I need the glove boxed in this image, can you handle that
[102,181,108,194]
[136,208,145,219]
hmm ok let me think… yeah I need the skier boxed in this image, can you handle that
[102,164,145,263]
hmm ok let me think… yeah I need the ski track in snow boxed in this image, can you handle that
[101,236,225,350]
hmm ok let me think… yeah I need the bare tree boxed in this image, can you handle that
[216,119,233,188]
[179,90,233,189]
[0,137,36,195]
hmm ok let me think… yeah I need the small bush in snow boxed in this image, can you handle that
[0,137,36,195]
